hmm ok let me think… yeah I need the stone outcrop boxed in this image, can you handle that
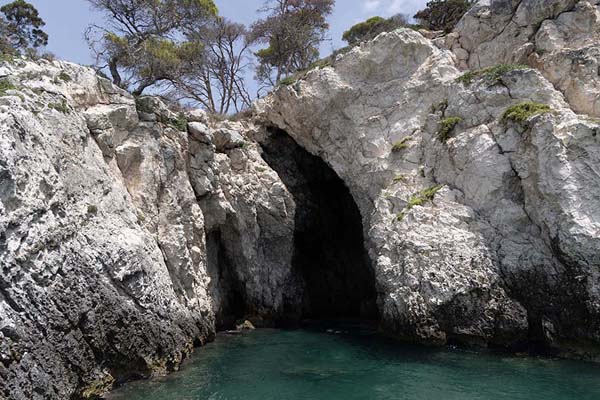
[452,0,600,116]
[1,0,600,399]
[257,0,600,358]
[0,59,297,399]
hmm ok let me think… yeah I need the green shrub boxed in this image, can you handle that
[343,14,409,45]
[58,72,72,82]
[431,99,448,114]
[421,185,444,201]
[87,204,98,215]
[0,51,16,63]
[169,112,188,132]
[279,76,297,86]
[48,99,69,114]
[457,64,529,86]
[392,136,412,152]
[438,116,462,142]
[501,101,552,124]
[393,175,407,183]
[397,184,444,221]
[414,0,474,33]
[135,97,155,114]
[0,79,16,96]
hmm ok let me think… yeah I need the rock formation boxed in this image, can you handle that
[1,0,599,399]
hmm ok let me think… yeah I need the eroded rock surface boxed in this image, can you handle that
[0,60,297,399]
[257,4,600,358]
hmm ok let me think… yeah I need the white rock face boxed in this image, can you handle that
[453,0,600,116]
[0,59,297,399]
[257,22,600,356]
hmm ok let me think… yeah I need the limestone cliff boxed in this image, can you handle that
[258,0,600,356]
[1,0,600,399]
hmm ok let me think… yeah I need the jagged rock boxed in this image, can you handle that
[212,128,245,151]
[188,121,213,144]
[186,108,209,123]
[453,0,600,117]
[236,320,256,331]
[0,60,297,399]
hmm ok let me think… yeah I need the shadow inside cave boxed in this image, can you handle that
[259,127,379,321]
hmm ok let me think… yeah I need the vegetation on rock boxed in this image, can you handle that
[0,79,16,96]
[397,184,444,221]
[169,113,189,132]
[58,72,72,82]
[278,76,297,86]
[414,0,474,33]
[501,102,552,124]
[392,136,412,152]
[48,100,69,114]
[457,64,530,86]
[438,116,462,142]
[393,175,407,183]
[342,14,415,45]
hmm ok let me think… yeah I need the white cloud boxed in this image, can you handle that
[361,0,429,17]
[387,0,428,15]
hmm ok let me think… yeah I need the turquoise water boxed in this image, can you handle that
[107,323,600,400]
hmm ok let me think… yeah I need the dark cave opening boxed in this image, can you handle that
[260,127,379,321]
[205,229,247,330]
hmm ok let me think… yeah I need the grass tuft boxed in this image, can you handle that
[48,99,70,114]
[58,72,72,82]
[279,76,297,86]
[169,112,188,132]
[0,79,16,96]
[393,175,406,183]
[396,184,444,221]
[392,136,412,152]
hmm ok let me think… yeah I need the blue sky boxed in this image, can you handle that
[0,0,429,101]
[0,0,429,64]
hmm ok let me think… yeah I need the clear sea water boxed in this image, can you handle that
[106,322,600,400]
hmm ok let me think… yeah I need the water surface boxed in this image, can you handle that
[107,323,600,400]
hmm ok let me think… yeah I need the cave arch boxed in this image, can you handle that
[260,127,378,320]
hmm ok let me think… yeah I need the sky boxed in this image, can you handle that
[0,0,429,98]
[0,0,429,64]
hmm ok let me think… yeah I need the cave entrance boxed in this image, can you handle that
[205,228,246,330]
[260,128,378,321]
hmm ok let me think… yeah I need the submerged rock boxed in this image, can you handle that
[236,320,256,331]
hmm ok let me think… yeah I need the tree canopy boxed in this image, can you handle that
[413,0,474,33]
[342,14,409,45]
[86,0,219,95]
[0,0,48,55]
[250,0,335,87]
